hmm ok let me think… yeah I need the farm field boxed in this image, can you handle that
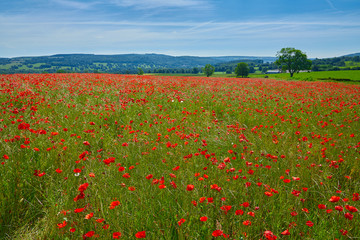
[249,70,360,83]
[1,74,360,239]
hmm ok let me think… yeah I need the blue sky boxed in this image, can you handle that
[1,0,360,58]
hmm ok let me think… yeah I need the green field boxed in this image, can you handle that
[249,70,360,82]
[153,70,360,83]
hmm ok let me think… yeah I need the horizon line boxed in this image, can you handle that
[1,52,357,59]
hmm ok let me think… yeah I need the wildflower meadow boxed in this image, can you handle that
[0,74,359,239]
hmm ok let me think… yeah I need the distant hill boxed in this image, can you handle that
[342,53,360,57]
[0,53,276,74]
[311,54,360,71]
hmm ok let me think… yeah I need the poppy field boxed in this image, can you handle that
[1,73,359,239]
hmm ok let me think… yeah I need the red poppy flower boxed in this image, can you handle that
[220,205,232,214]
[344,213,353,220]
[74,207,85,213]
[243,220,251,226]
[178,218,186,226]
[264,230,277,240]
[170,181,177,189]
[212,230,224,237]
[340,229,348,235]
[335,205,343,211]
[247,211,255,217]
[290,211,298,217]
[113,232,121,239]
[109,201,120,209]
[264,191,273,197]
[84,231,95,238]
[122,173,130,178]
[318,204,326,209]
[85,212,94,219]
[306,221,314,227]
[302,208,309,213]
[329,196,340,202]
[235,209,244,215]
[57,220,67,229]
[353,193,360,201]
[345,205,358,212]
[78,182,89,192]
[186,185,194,191]
[200,216,208,222]
[135,231,146,238]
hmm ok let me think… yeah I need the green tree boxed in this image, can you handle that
[261,67,268,74]
[56,69,67,73]
[225,68,232,74]
[249,66,255,74]
[312,65,319,72]
[192,67,200,74]
[235,62,249,77]
[203,64,215,77]
[138,68,144,75]
[275,48,312,77]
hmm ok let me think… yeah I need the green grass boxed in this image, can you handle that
[154,70,360,83]
[249,70,360,82]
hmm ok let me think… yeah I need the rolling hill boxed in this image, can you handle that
[0,53,276,74]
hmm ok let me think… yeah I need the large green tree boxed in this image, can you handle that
[275,48,312,77]
[203,64,215,77]
[235,62,249,77]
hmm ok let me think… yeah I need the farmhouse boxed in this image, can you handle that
[266,69,281,74]
[266,69,311,74]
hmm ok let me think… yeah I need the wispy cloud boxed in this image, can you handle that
[53,0,99,10]
[2,17,359,43]
[110,0,210,10]
[325,0,338,10]
[1,5,360,58]
[3,16,360,28]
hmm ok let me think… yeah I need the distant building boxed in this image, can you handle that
[266,69,311,74]
[266,69,281,74]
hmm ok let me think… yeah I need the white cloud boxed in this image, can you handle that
[110,0,210,9]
